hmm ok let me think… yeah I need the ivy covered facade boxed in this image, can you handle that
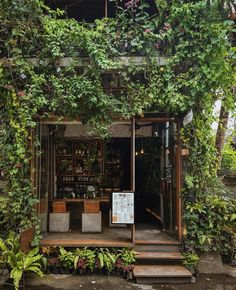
[0,0,235,261]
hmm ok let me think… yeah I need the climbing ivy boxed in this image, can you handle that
[0,0,235,251]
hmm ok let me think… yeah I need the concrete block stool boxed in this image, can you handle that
[49,212,70,232]
[82,211,102,232]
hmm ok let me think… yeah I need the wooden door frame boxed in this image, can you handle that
[35,116,183,243]
[133,114,183,242]
[131,117,136,243]
[176,119,183,241]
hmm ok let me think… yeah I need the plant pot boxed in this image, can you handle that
[101,268,107,275]
[63,268,70,275]
[60,267,66,274]
[48,257,60,267]
[72,269,77,275]
[86,268,92,275]
[47,266,52,273]
[112,269,117,275]
[95,268,101,275]
[122,270,127,278]
[20,227,34,253]
[52,266,59,274]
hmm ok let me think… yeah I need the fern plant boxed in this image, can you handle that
[97,248,117,272]
[0,232,44,290]
[74,247,96,271]
[58,247,74,269]
[118,248,136,267]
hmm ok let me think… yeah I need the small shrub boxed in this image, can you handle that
[184,195,236,255]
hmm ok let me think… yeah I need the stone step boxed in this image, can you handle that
[133,265,192,284]
[135,251,184,262]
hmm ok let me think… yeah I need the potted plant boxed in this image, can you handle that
[118,248,136,279]
[0,232,44,290]
[58,247,74,274]
[58,159,72,174]
[74,248,96,274]
[43,247,60,274]
[97,248,116,275]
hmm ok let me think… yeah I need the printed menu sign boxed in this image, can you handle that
[112,192,134,224]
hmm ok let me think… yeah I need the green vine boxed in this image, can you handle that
[0,0,235,255]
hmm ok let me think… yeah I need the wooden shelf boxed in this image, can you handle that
[55,139,104,199]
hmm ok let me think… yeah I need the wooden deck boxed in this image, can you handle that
[40,238,132,248]
[40,223,177,248]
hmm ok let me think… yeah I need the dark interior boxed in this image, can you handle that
[37,121,177,237]
[134,122,177,234]
[44,0,158,22]
[135,136,161,225]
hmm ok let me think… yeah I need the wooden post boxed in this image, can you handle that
[131,117,135,244]
[105,0,108,17]
[176,119,183,241]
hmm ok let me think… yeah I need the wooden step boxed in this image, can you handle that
[135,240,181,252]
[135,251,184,261]
[136,239,181,245]
[133,265,192,284]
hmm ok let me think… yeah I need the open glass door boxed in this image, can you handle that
[161,122,177,233]
[135,118,178,239]
[36,123,50,233]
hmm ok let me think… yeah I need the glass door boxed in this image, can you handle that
[36,123,50,233]
[161,122,177,233]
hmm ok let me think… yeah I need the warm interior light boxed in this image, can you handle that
[140,148,144,154]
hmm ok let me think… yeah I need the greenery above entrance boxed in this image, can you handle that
[0,0,235,261]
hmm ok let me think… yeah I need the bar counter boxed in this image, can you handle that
[52,197,109,203]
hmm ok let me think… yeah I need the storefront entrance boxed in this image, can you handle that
[135,121,178,238]
[35,114,182,246]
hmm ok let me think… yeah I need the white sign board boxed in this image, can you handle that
[112,192,134,224]
[183,109,193,126]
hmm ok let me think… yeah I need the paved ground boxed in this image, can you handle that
[1,274,236,290]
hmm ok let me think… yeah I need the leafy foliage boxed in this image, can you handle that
[118,247,136,266]
[221,138,236,171]
[184,196,236,254]
[183,251,199,273]
[97,248,118,272]
[0,232,44,290]
[42,246,136,273]
[74,247,96,271]
[0,0,235,261]
[58,247,74,269]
